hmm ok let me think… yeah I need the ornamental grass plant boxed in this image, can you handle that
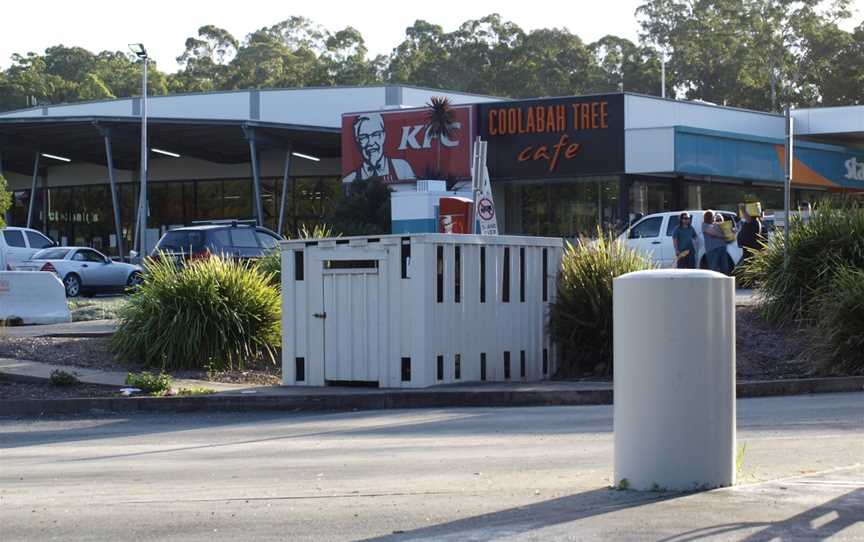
[256,223,338,287]
[112,255,281,371]
[807,264,864,375]
[739,199,864,326]
[549,231,656,378]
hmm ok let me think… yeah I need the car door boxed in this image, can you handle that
[661,215,681,268]
[2,230,30,268]
[626,215,665,263]
[71,249,109,287]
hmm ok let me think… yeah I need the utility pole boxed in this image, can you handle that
[783,105,793,265]
[130,44,148,260]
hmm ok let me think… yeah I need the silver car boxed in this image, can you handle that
[18,247,144,297]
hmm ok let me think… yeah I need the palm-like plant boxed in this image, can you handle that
[426,97,456,176]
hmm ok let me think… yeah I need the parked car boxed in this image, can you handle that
[18,247,144,297]
[149,221,283,263]
[0,227,54,270]
[618,210,743,270]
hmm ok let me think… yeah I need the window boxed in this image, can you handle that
[73,249,106,263]
[665,216,680,236]
[628,216,662,239]
[3,230,25,248]
[26,231,53,249]
[33,248,70,260]
[256,230,280,249]
[209,230,231,249]
[230,228,260,248]
[157,231,205,252]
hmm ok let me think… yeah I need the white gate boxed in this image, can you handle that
[321,258,385,383]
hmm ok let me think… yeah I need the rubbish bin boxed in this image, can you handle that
[613,269,735,491]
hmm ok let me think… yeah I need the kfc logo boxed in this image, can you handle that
[341,106,474,184]
[343,113,416,184]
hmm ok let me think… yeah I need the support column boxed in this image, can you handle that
[0,150,9,227]
[248,137,264,227]
[26,151,40,228]
[103,129,125,260]
[278,147,292,236]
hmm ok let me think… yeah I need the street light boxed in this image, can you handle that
[129,43,148,261]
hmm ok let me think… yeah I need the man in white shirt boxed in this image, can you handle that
[342,113,416,184]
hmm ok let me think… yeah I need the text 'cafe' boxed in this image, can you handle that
[342,92,864,239]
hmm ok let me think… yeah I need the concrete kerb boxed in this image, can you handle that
[0,376,862,417]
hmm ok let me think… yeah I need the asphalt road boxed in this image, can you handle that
[1,393,862,541]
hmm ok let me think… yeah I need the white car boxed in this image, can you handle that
[618,210,743,269]
[0,227,55,270]
[18,247,144,297]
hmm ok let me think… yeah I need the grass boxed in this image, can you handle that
[68,297,127,322]
[125,371,173,395]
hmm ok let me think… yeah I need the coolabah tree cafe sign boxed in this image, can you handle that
[478,94,625,180]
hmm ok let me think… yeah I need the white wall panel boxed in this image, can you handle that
[626,94,784,138]
[625,127,675,173]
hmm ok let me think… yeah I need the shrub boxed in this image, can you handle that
[125,371,173,395]
[112,255,281,371]
[549,231,656,378]
[807,265,864,375]
[739,199,864,325]
[50,369,79,386]
[256,223,338,287]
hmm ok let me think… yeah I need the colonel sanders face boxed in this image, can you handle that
[354,113,386,170]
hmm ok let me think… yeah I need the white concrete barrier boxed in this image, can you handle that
[0,271,71,325]
[613,269,735,491]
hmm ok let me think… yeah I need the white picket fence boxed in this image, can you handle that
[281,234,563,388]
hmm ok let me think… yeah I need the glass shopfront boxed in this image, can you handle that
[11,176,341,256]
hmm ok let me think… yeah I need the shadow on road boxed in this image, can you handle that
[362,487,685,541]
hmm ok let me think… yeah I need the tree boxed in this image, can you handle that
[589,36,662,95]
[0,174,11,228]
[637,0,854,110]
[329,178,391,235]
[426,96,455,175]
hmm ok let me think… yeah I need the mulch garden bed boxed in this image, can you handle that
[0,306,814,401]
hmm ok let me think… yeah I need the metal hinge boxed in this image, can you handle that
[313,312,327,319]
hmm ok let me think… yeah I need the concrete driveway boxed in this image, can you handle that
[1,393,861,541]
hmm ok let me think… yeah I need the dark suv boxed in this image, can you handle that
[151,221,282,262]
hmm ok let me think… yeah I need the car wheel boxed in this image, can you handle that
[64,274,81,298]
[127,271,143,290]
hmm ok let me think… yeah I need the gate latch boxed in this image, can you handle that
[313,312,327,319]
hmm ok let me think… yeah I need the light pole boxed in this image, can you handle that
[129,43,148,261]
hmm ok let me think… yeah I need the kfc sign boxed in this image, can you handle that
[341,105,474,184]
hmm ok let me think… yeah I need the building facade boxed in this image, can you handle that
[2,86,863,255]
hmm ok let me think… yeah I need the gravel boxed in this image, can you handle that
[0,380,120,400]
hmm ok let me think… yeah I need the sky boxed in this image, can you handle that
[3,0,863,72]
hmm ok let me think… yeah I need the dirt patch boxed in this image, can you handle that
[0,306,812,385]
[0,336,281,386]
[735,306,811,379]
[0,379,119,400]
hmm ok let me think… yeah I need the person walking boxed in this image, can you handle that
[671,212,699,269]
[702,210,728,273]
[737,206,765,266]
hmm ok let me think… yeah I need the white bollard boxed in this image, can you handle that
[613,269,735,491]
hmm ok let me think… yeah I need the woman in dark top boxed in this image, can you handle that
[737,209,765,265]
[671,212,699,269]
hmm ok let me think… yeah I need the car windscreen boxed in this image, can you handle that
[32,248,70,260]
[156,230,206,252]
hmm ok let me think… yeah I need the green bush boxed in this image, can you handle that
[256,223,338,287]
[739,199,864,325]
[112,255,281,371]
[549,231,656,378]
[125,371,173,395]
[50,369,79,386]
[807,265,864,375]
